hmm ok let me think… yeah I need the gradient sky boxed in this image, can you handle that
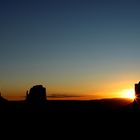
[1,0,140,100]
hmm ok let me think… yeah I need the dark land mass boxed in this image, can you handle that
[0,98,139,134]
[0,98,138,117]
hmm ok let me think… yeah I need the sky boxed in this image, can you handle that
[0,0,140,100]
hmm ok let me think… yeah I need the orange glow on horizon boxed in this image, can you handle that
[1,82,136,101]
[120,89,135,99]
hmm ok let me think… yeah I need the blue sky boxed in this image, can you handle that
[0,0,140,99]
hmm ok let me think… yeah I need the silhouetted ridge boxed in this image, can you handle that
[26,85,47,104]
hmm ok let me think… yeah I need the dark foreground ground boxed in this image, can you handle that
[0,98,139,118]
[0,99,140,136]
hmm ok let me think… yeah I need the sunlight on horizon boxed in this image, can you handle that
[120,89,135,99]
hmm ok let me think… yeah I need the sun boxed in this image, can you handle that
[121,89,135,99]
